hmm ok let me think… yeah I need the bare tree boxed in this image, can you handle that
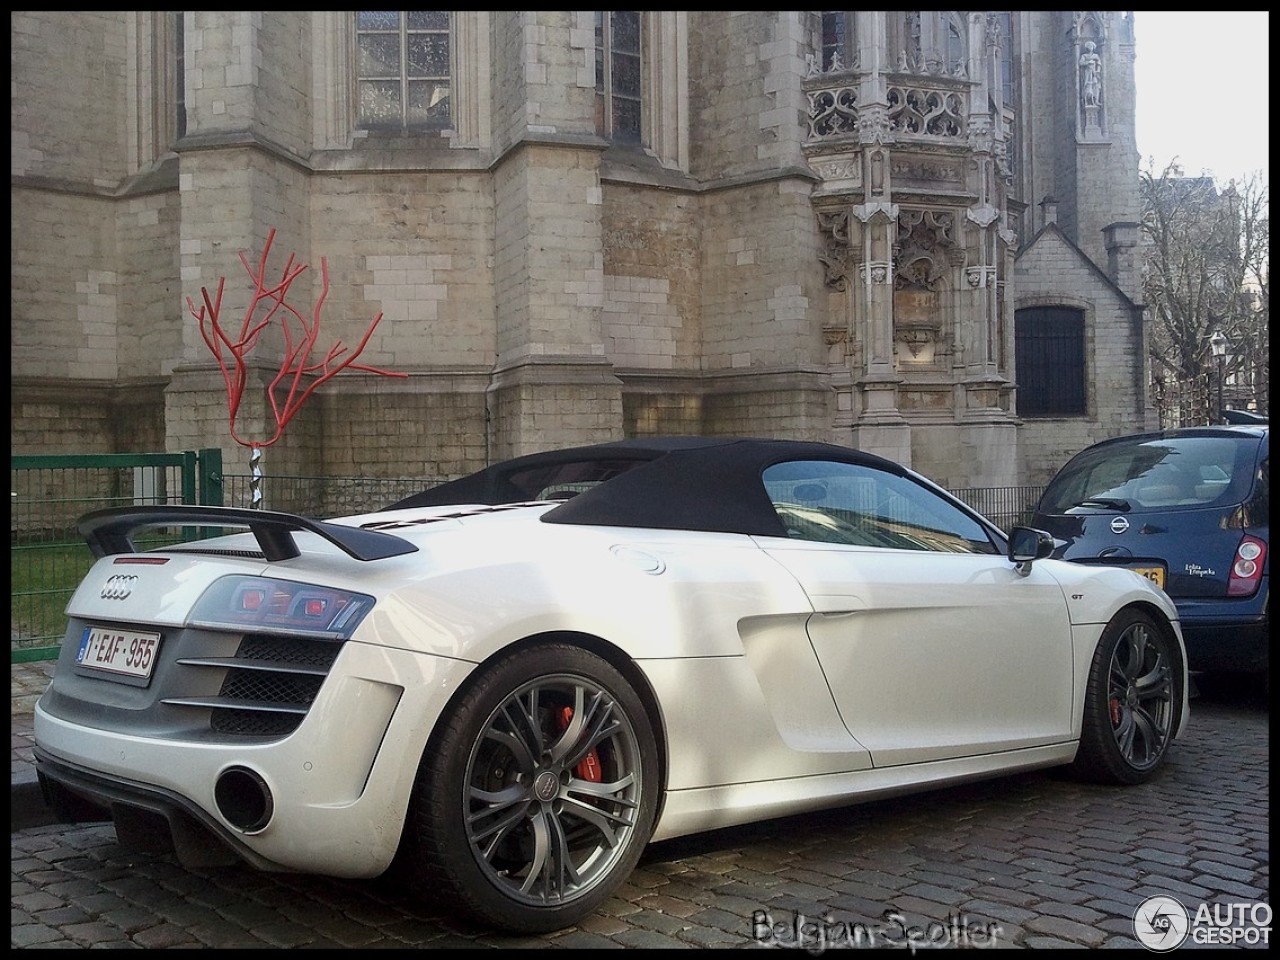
[186,228,406,506]
[1141,162,1268,426]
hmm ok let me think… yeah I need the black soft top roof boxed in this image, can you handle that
[387,437,913,537]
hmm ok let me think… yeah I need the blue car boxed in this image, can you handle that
[1032,421,1269,677]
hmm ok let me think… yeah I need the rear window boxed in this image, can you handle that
[502,458,647,501]
[1040,435,1260,513]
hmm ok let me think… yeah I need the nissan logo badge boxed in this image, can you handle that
[100,574,138,600]
[1109,516,1130,534]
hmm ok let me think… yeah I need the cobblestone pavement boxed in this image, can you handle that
[11,664,1269,949]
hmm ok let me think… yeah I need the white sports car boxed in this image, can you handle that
[35,437,1189,932]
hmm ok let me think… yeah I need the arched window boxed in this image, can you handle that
[1015,306,1086,417]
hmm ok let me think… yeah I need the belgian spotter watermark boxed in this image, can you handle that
[751,907,1002,952]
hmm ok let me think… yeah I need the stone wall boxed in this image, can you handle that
[11,11,1153,491]
[1014,229,1147,487]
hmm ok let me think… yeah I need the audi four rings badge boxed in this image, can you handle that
[100,575,138,600]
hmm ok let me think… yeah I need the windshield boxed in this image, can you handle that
[1039,435,1259,514]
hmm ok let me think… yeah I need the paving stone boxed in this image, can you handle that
[900,882,971,906]
[11,923,66,947]
[1194,849,1259,870]
[548,930,623,949]
[1189,876,1268,900]
[1192,859,1263,883]
[1024,934,1090,948]
[32,905,92,926]
[631,909,693,936]
[611,927,690,949]
[960,898,1036,926]
[674,923,741,947]
[1025,914,1108,946]
[128,923,204,948]
[60,921,130,947]
[1037,900,1107,925]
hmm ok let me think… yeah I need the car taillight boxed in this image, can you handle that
[1227,535,1266,597]
[190,576,375,639]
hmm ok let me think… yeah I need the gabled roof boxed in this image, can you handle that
[1016,221,1140,310]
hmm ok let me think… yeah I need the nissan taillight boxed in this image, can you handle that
[1227,535,1266,597]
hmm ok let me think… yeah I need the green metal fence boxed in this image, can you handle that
[10,450,222,661]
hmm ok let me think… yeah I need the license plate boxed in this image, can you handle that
[1130,565,1166,589]
[76,626,161,681]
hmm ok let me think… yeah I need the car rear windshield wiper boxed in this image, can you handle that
[1072,497,1131,511]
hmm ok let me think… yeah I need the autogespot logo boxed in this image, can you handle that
[1134,895,1190,951]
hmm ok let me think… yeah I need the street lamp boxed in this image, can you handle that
[1209,330,1230,424]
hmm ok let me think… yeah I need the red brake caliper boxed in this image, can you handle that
[1109,698,1123,726]
[558,706,603,782]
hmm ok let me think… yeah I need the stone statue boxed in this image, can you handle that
[1079,41,1102,107]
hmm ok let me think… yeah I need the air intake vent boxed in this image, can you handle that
[166,633,344,737]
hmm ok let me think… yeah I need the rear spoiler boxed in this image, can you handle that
[78,505,419,563]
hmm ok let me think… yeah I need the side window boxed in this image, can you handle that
[1015,306,1086,417]
[355,11,452,130]
[762,461,999,554]
[595,11,642,144]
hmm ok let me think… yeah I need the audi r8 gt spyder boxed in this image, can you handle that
[34,437,1189,932]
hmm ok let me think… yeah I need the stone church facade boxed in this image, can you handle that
[11,11,1154,489]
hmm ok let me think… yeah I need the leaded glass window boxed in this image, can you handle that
[820,12,857,71]
[942,12,966,76]
[175,12,187,139]
[356,11,451,129]
[595,11,642,144]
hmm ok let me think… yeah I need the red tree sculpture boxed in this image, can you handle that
[186,228,406,506]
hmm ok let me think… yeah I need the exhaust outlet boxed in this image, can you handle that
[214,766,273,833]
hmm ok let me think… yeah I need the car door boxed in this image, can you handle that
[756,459,1075,768]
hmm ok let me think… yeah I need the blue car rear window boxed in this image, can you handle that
[1040,435,1259,513]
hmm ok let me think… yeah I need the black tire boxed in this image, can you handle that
[1070,608,1180,785]
[400,643,659,933]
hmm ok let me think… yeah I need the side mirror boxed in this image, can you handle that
[1008,526,1055,572]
